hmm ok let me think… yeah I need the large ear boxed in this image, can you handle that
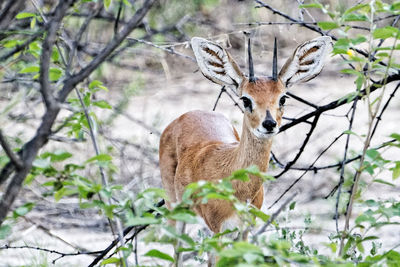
[279,36,332,87]
[191,37,244,92]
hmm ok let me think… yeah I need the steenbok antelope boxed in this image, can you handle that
[159,36,332,236]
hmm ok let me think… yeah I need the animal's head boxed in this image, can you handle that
[191,36,332,139]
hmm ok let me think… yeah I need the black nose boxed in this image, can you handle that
[262,119,277,132]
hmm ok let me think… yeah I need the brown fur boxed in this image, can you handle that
[159,78,285,233]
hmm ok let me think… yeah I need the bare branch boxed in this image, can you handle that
[279,73,400,133]
[126,37,196,62]
[39,0,72,109]
[0,130,23,169]
[213,86,226,111]
[275,114,320,179]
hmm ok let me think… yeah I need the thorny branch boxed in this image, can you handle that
[0,244,102,264]
[0,0,157,226]
[334,98,358,234]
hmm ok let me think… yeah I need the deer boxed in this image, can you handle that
[159,35,332,262]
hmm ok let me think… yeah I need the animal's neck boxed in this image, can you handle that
[235,124,272,172]
[230,121,272,200]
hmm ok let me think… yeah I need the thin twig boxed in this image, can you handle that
[255,192,298,238]
[0,244,102,263]
[269,131,344,209]
[213,86,226,111]
[279,73,400,133]
[275,114,321,179]
[236,21,370,31]
[74,87,127,266]
[126,37,196,62]
[334,97,358,234]
[286,92,319,109]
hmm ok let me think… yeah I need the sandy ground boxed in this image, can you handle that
[1,35,400,266]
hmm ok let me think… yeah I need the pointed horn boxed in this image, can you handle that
[248,37,255,82]
[272,37,278,81]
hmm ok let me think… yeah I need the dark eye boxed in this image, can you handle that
[279,95,287,107]
[241,96,253,112]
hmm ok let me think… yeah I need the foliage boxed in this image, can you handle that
[0,0,400,266]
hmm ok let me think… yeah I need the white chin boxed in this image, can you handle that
[253,128,278,139]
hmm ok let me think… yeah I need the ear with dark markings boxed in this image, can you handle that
[191,37,245,93]
[279,36,332,87]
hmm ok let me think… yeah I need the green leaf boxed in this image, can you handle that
[231,169,250,181]
[344,3,369,14]
[51,47,60,62]
[24,174,36,185]
[355,212,376,225]
[93,100,112,109]
[365,199,379,207]
[89,80,108,91]
[333,38,350,54]
[343,13,368,22]
[350,35,367,45]
[362,236,379,241]
[83,92,91,106]
[249,208,270,222]
[85,154,112,163]
[373,179,395,187]
[126,216,160,226]
[317,21,339,30]
[13,203,35,218]
[41,150,72,162]
[19,66,39,73]
[299,3,323,9]
[30,17,36,29]
[366,149,380,160]
[16,12,35,19]
[32,157,51,169]
[390,133,400,142]
[289,201,296,210]
[392,162,400,180]
[104,0,112,9]
[54,187,78,201]
[355,75,365,90]
[3,40,19,48]
[386,250,400,267]
[373,26,400,39]
[49,68,62,81]
[144,249,174,262]
[391,2,400,10]
[168,209,197,223]
[343,130,358,136]
[100,257,120,265]
[0,224,11,239]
